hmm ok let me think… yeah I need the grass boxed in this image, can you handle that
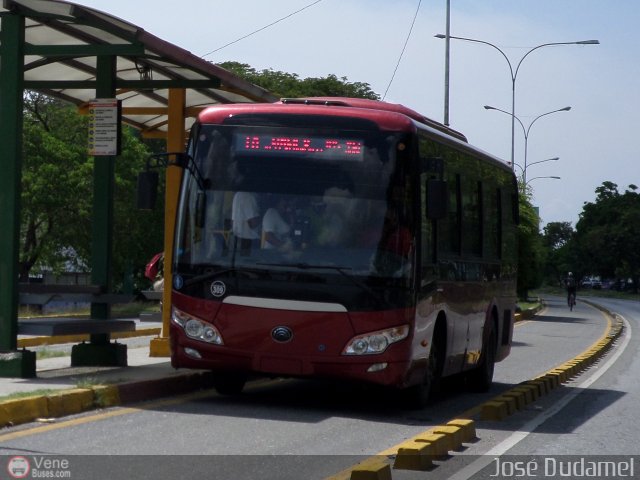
[517,301,539,312]
[36,348,68,360]
[0,389,60,402]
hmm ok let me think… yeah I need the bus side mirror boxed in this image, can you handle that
[426,179,448,220]
[137,171,159,210]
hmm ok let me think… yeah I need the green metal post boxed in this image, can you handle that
[0,14,36,376]
[73,54,127,366]
[90,55,116,324]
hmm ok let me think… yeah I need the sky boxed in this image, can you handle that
[75,0,639,227]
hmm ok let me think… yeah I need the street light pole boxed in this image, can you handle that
[512,156,560,177]
[435,34,599,168]
[484,105,570,184]
[443,0,451,126]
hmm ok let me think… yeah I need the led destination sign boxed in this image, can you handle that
[235,134,364,161]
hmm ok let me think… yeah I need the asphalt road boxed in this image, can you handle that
[0,295,632,480]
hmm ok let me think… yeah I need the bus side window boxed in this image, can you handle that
[426,179,448,220]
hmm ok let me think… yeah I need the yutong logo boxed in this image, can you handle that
[271,326,293,343]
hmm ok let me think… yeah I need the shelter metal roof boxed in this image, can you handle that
[0,0,279,137]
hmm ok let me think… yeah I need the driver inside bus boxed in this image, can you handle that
[262,195,293,251]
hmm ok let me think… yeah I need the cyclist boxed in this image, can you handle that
[565,272,577,308]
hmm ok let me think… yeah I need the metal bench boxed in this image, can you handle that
[17,284,137,368]
[140,290,162,301]
[18,283,134,306]
[18,318,136,336]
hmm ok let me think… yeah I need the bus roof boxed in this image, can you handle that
[196,98,512,173]
[198,98,465,140]
[198,100,417,132]
[281,97,468,142]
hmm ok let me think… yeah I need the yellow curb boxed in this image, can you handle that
[501,390,527,410]
[350,459,392,480]
[393,441,435,470]
[480,400,509,421]
[46,388,94,417]
[510,385,537,404]
[413,433,449,458]
[492,395,518,415]
[0,395,48,427]
[447,419,477,442]
[92,385,120,407]
[431,425,463,451]
[527,379,548,396]
[539,373,559,390]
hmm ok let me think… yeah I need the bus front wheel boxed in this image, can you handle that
[467,320,497,392]
[403,336,443,409]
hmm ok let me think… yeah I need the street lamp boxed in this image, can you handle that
[525,175,561,186]
[435,34,599,167]
[484,105,570,184]
[512,156,560,178]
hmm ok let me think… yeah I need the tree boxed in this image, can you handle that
[574,182,640,292]
[542,221,577,285]
[218,61,380,99]
[111,128,166,291]
[21,93,93,280]
[543,221,574,250]
[21,93,165,290]
[517,191,546,298]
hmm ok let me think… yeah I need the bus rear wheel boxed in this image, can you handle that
[212,372,247,395]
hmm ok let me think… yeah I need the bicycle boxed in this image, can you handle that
[568,292,576,311]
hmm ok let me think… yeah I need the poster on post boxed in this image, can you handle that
[88,98,122,156]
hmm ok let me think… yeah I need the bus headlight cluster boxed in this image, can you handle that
[342,325,409,355]
[172,307,223,345]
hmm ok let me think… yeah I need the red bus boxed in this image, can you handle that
[167,98,518,405]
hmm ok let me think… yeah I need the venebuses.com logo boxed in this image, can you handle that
[7,456,30,479]
[6,456,71,478]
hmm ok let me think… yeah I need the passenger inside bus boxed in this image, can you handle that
[231,190,261,255]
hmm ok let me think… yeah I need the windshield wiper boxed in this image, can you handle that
[257,262,385,308]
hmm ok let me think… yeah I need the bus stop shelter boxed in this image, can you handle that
[0,0,278,377]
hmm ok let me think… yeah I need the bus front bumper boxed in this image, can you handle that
[170,332,414,388]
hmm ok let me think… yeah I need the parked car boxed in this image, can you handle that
[581,277,602,289]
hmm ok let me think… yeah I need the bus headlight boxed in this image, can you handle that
[342,325,409,355]
[172,307,224,345]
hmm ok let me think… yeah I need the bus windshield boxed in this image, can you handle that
[174,124,414,285]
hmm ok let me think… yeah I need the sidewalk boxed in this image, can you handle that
[0,319,215,428]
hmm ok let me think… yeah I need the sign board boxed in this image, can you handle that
[88,99,122,156]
